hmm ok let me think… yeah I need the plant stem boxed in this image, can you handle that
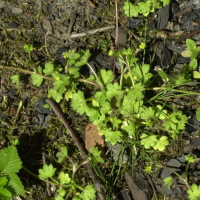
[0,65,54,81]
[22,166,58,186]
[46,98,106,200]
[73,160,89,180]
[86,63,103,87]
[156,165,191,190]
[76,78,102,88]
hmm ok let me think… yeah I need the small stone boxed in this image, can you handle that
[126,17,141,29]
[157,5,170,30]
[111,26,127,46]
[45,115,51,122]
[192,138,200,150]
[56,47,69,67]
[12,7,23,15]
[8,22,19,29]
[161,46,171,67]
[174,25,180,31]
[34,98,52,114]
[0,0,6,8]
[171,2,180,14]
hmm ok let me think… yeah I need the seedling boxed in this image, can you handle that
[38,146,103,200]
[123,0,170,18]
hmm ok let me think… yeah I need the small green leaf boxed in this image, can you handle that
[48,89,63,103]
[182,49,192,57]
[59,172,71,185]
[196,107,200,122]
[57,188,66,197]
[189,59,197,70]
[138,2,150,16]
[90,147,104,163]
[79,185,96,200]
[158,70,168,81]
[193,71,200,79]
[0,177,7,187]
[100,130,121,145]
[71,91,89,115]
[11,75,20,87]
[186,39,196,52]
[65,90,73,101]
[123,1,139,17]
[99,69,113,85]
[31,74,43,87]
[57,146,68,163]
[38,164,56,179]
[144,166,152,173]
[24,44,34,53]
[163,177,173,189]
[140,134,158,149]
[0,187,12,200]
[43,62,54,76]
[191,52,199,60]
[185,154,196,164]
[153,136,169,151]
[187,184,200,200]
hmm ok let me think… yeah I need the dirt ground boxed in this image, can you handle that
[1,0,200,200]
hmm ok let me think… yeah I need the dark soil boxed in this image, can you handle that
[1,0,200,200]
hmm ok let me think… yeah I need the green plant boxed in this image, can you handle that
[0,145,25,200]
[146,154,200,200]
[123,0,170,17]
[8,43,200,152]
[38,146,103,200]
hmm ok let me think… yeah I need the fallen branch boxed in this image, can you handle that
[69,25,115,39]
[46,98,106,200]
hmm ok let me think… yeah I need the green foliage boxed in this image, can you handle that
[123,0,169,17]
[182,39,200,60]
[185,154,196,164]
[11,75,20,87]
[0,146,25,200]
[31,66,43,87]
[38,146,96,200]
[163,177,173,189]
[90,147,104,163]
[187,184,200,200]
[38,164,56,179]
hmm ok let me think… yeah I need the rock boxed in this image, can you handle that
[111,26,127,46]
[106,143,129,165]
[125,171,153,200]
[42,18,53,33]
[191,138,200,150]
[126,18,142,29]
[56,47,69,67]
[157,5,170,30]
[166,41,183,54]
[8,22,19,28]
[174,25,180,31]
[112,188,132,200]
[38,113,45,124]
[95,53,107,68]
[11,7,23,15]
[171,2,180,14]
[161,46,171,67]
[0,0,6,8]
[147,21,156,30]
[34,98,52,114]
